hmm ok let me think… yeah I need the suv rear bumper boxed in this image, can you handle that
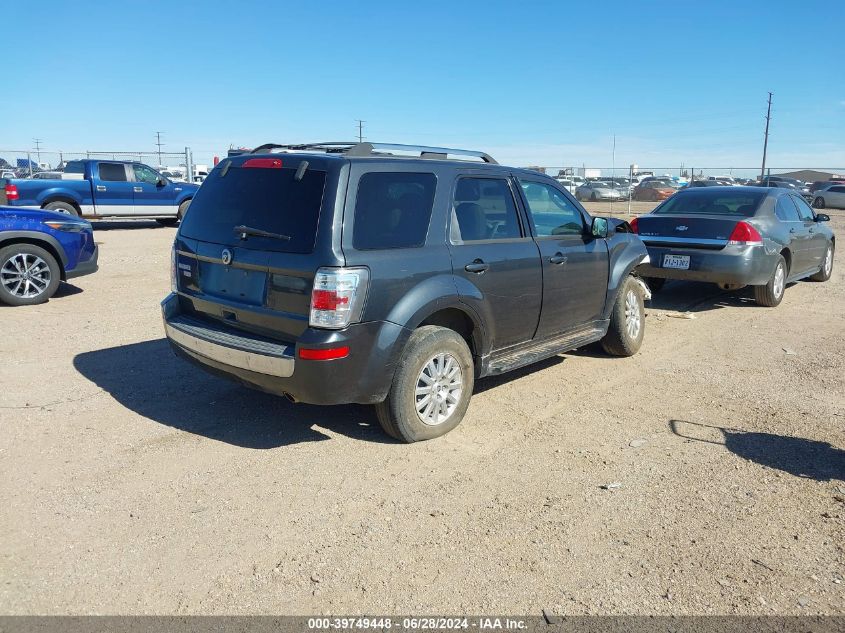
[161,293,410,405]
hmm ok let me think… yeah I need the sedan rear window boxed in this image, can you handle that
[179,165,326,253]
[654,190,766,216]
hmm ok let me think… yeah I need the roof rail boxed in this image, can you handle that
[250,142,497,164]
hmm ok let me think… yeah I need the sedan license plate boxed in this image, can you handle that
[663,254,690,270]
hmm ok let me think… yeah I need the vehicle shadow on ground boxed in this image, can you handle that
[648,280,758,313]
[90,220,171,231]
[73,339,395,448]
[474,356,564,394]
[54,282,83,298]
[670,419,845,482]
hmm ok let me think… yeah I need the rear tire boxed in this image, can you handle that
[43,201,79,217]
[754,255,787,307]
[810,243,834,282]
[601,275,645,357]
[375,326,474,443]
[0,243,61,306]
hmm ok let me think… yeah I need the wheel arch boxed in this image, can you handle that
[779,247,792,273]
[0,234,67,280]
[418,307,481,361]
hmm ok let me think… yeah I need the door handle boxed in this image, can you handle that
[549,253,568,265]
[133,187,143,192]
[789,228,797,233]
[96,185,106,192]
[464,259,490,274]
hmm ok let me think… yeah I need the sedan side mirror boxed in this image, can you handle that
[591,216,609,238]
[815,213,830,222]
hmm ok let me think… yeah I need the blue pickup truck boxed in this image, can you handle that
[0,159,199,225]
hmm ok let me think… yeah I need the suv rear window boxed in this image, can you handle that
[179,165,326,253]
[353,172,436,250]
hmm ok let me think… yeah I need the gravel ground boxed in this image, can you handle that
[1,204,843,615]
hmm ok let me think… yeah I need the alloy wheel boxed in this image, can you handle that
[625,289,641,339]
[1,253,51,299]
[415,353,463,426]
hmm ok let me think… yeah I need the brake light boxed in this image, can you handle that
[5,183,19,201]
[727,221,762,245]
[242,158,282,169]
[309,267,370,329]
[299,346,350,361]
[629,217,639,233]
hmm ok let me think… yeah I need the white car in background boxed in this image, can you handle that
[812,183,845,209]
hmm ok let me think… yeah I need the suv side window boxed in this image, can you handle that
[775,196,800,222]
[99,162,127,182]
[520,180,585,237]
[451,177,522,242]
[791,195,815,221]
[133,164,161,185]
[353,172,436,250]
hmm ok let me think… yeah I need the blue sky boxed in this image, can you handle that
[5,0,844,173]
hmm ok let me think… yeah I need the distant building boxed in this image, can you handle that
[772,169,844,182]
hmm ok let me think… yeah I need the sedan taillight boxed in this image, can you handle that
[727,221,762,245]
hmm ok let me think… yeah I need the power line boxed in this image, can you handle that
[760,92,773,181]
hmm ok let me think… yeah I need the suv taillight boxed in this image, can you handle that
[309,267,370,329]
[5,183,18,201]
[727,221,762,245]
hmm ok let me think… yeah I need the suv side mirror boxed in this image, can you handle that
[591,216,609,238]
[815,213,830,222]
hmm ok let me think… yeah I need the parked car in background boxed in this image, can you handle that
[757,179,812,200]
[162,142,650,442]
[686,180,724,188]
[631,186,834,307]
[1,170,15,179]
[31,171,64,180]
[575,181,623,201]
[633,181,675,202]
[555,177,577,193]
[0,206,98,305]
[812,184,845,209]
[1,159,198,225]
[809,180,845,193]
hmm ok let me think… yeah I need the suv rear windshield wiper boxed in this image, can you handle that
[233,225,291,241]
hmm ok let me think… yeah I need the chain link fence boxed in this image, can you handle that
[0,149,196,181]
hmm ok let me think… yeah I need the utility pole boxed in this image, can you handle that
[155,131,164,169]
[356,120,365,143]
[760,92,773,182]
[33,138,42,164]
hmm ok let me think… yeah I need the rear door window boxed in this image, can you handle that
[179,163,327,253]
[791,195,815,221]
[353,172,436,250]
[99,163,128,182]
[451,177,522,242]
[775,196,800,222]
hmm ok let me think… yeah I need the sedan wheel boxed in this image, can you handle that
[810,243,834,282]
[813,197,825,209]
[754,255,787,307]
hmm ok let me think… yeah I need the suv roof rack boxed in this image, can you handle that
[250,142,497,164]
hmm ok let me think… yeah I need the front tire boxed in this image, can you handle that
[601,275,645,357]
[0,243,61,306]
[375,326,474,443]
[43,201,79,217]
[810,243,834,282]
[754,255,787,306]
[813,197,825,209]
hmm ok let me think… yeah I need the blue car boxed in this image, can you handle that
[0,206,98,306]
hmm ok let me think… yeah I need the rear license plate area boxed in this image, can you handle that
[663,254,690,270]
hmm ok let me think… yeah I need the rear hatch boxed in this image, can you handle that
[636,189,766,250]
[174,154,344,342]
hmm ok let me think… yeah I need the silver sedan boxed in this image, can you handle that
[812,183,845,210]
[575,181,622,201]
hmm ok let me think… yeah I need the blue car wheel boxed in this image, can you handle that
[0,243,61,306]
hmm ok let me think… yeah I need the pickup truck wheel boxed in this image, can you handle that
[0,243,61,306]
[375,326,474,443]
[43,201,79,217]
[601,275,645,357]
[156,200,190,227]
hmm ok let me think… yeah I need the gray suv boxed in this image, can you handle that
[161,142,650,442]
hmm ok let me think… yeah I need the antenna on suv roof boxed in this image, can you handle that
[250,142,497,164]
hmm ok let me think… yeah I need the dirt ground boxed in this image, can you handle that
[1,202,843,615]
